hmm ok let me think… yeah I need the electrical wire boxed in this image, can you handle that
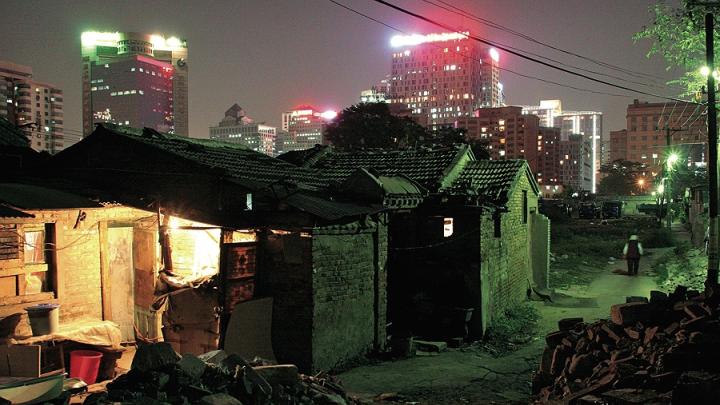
[420,0,674,90]
[422,0,664,83]
[328,0,638,98]
[368,0,696,104]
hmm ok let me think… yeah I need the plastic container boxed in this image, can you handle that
[25,303,60,336]
[69,350,103,384]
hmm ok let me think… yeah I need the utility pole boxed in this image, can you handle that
[706,11,719,287]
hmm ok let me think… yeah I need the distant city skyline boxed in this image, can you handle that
[1,0,683,141]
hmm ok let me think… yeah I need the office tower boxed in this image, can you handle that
[281,105,336,149]
[209,104,276,156]
[81,32,188,136]
[388,32,502,128]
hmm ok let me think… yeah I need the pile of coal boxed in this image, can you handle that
[533,286,720,404]
[84,343,357,405]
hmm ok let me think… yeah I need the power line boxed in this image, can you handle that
[424,0,671,83]
[421,0,670,90]
[327,0,641,98]
[369,0,696,104]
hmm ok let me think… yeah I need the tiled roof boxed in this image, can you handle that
[450,160,529,203]
[305,145,470,190]
[98,125,327,190]
[285,192,383,221]
[0,183,103,209]
[0,117,30,148]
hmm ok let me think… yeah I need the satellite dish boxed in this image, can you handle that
[177,58,186,68]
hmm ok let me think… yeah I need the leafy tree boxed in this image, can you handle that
[420,126,490,158]
[634,1,720,95]
[324,103,427,150]
[598,160,648,196]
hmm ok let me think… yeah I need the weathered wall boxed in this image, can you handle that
[0,206,151,332]
[311,217,387,372]
[483,173,539,317]
[388,208,481,339]
[530,213,551,289]
[259,231,314,371]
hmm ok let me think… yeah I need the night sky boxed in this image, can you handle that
[1,0,684,142]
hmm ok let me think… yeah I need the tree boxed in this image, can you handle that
[324,103,427,150]
[419,126,490,158]
[634,1,720,95]
[598,160,648,196]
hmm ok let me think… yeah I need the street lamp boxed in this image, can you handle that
[638,178,645,193]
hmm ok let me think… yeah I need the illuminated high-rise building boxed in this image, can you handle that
[281,105,337,150]
[388,32,502,128]
[209,104,276,156]
[81,32,188,136]
[360,78,390,104]
[0,61,65,154]
[521,100,602,192]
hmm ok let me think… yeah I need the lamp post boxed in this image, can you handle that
[638,178,645,193]
[665,153,679,228]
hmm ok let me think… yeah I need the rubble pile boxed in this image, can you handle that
[84,343,358,405]
[532,286,720,404]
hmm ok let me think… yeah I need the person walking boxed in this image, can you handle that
[623,234,644,276]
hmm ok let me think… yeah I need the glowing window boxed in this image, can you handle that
[443,218,454,237]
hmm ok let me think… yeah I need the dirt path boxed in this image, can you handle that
[340,234,680,404]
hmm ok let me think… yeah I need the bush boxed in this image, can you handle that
[641,228,675,248]
[483,302,540,353]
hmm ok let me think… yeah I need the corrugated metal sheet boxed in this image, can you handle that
[0,204,34,218]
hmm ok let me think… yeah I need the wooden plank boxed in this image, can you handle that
[99,222,111,321]
[0,277,15,298]
[0,263,47,276]
[0,293,55,307]
[0,298,58,318]
[0,345,41,377]
[16,274,25,296]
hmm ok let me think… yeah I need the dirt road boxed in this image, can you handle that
[339,246,671,404]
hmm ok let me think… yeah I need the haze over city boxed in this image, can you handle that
[1,0,683,139]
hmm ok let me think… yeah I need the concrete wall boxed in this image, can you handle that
[530,213,551,289]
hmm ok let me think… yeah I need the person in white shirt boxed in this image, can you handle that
[623,234,644,276]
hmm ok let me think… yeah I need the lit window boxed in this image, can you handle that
[24,230,45,264]
[139,68,144,72]
[131,68,136,72]
[443,218,454,237]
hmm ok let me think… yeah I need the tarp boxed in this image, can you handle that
[8,320,123,350]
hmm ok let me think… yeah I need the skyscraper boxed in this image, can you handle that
[281,105,336,150]
[209,104,276,156]
[521,100,602,192]
[388,32,502,128]
[0,61,65,154]
[81,32,188,136]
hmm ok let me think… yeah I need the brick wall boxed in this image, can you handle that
[481,173,539,319]
[311,217,387,371]
[0,206,152,331]
[259,231,314,371]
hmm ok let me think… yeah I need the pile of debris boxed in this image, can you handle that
[85,343,358,405]
[532,285,720,404]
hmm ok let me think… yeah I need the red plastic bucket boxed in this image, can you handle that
[69,350,103,384]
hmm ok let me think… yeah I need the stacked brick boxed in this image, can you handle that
[533,286,720,404]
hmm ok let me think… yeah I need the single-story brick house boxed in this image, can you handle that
[279,145,549,338]
[37,124,428,372]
